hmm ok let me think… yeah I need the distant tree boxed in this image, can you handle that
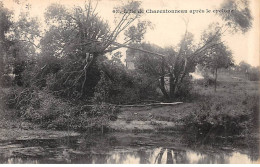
[248,66,260,81]
[239,61,251,76]
[237,61,259,80]
[199,42,233,91]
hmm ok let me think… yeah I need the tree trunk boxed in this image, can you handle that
[214,68,218,92]
[172,77,179,97]
[160,75,169,100]
[81,55,96,96]
[160,57,169,100]
[169,74,175,99]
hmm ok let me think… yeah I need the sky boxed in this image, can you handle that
[2,0,260,66]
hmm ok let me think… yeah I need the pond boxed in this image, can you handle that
[0,131,259,164]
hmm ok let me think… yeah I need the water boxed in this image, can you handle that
[0,132,259,164]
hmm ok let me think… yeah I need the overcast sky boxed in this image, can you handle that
[3,0,260,66]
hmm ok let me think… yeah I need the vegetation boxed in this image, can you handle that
[0,0,258,140]
[110,72,259,139]
[0,1,156,132]
[236,61,260,81]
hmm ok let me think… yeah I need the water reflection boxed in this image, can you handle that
[0,132,258,164]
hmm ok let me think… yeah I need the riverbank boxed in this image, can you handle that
[0,128,79,141]
[0,72,259,140]
[1,73,258,163]
[109,73,259,138]
[0,119,79,141]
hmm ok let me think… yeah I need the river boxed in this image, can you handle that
[0,131,259,164]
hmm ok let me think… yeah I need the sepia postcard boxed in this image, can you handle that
[0,0,259,164]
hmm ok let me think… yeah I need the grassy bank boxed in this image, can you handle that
[109,72,259,138]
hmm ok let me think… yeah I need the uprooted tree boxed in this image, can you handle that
[38,1,149,99]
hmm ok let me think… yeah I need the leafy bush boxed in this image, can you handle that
[180,94,257,137]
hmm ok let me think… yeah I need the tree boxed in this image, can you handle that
[0,2,40,86]
[129,42,170,98]
[199,42,233,91]
[131,0,253,98]
[168,0,253,94]
[124,20,152,44]
[131,35,197,100]
[218,0,252,33]
[237,61,259,80]
[248,66,260,81]
[0,2,12,83]
[238,61,251,78]
[8,11,40,86]
[39,1,146,98]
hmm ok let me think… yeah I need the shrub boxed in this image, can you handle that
[180,94,256,137]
